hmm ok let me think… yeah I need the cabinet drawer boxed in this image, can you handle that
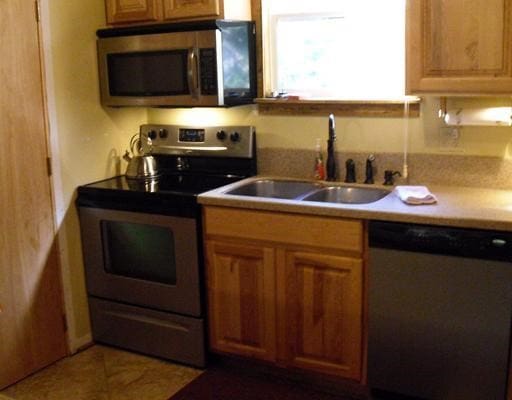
[203,206,364,253]
[89,297,205,367]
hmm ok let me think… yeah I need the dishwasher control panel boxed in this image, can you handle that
[369,220,512,262]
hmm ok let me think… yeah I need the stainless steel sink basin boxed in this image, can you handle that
[225,179,321,199]
[301,186,391,204]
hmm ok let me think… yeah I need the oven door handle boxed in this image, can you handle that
[187,48,200,99]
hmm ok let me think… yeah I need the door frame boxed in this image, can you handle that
[39,0,78,352]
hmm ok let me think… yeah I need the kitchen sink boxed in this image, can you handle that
[301,186,391,204]
[225,179,322,199]
[225,179,391,204]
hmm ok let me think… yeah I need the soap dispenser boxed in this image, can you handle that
[313,138,325,180]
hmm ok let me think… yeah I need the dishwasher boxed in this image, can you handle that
[368,220,512,400]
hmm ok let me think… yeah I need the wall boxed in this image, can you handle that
[148,97,512,158]
[43,0,146,350]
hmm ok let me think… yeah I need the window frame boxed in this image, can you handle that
[250,0,420,117]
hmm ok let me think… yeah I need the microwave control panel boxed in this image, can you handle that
[199,49,218,95]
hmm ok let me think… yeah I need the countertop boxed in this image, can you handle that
[198,176,512,232]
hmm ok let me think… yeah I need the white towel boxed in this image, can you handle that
[394,185,437,205]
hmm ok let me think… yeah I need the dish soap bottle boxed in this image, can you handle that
[313,138,325,180]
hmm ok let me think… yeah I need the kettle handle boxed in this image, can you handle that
[129,133,143,155]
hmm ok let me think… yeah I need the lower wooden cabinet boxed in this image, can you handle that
[206,241,277,361]
[279,250,363,380]
[204,206,365,381]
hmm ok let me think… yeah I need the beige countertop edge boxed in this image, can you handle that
[198,177,512,232]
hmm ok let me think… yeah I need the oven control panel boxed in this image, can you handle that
[140,124,255,159]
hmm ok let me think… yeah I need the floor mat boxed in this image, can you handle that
[169,365,359,400]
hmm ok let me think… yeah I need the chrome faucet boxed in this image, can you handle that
[326,114,337,181]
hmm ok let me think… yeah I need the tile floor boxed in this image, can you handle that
[0,345,202,400]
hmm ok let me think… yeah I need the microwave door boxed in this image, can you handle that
[98,31,214,107]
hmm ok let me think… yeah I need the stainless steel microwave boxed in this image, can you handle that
[96,20,256,107]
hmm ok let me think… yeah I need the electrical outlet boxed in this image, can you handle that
[439,126,463,152]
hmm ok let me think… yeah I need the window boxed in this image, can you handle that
[262,0,406,100]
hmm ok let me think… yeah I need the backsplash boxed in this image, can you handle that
[258,149,512,190]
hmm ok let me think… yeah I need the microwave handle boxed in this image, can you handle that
[187,48,199,99]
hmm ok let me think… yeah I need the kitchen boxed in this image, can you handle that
[2,0,512,399]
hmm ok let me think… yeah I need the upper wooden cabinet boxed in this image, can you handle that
[162,0,220,20]
[106,0,161,25]
[105,0,251,26]
[406,0,512,94]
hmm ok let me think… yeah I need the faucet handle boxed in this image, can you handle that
[383,170,402,185]
[364,154,375,184]
[344,159,356,183]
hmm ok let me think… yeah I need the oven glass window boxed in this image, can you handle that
[101,220,177,285]
[107,50,189,96]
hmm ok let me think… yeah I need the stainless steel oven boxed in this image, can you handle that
[77,124,256,367]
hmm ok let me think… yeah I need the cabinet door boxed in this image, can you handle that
[106,0,161,25]
[206,241,276,361]
[278,250,363,380]
[407,0,512,94]
[162,0,221,21]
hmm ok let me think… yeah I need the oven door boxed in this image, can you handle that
[78,207,201,317]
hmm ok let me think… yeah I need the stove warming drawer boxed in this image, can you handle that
[89,297,205,366]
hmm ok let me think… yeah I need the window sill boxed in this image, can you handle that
[255,98,420,118]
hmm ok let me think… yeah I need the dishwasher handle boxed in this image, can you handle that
[369,220,512,262]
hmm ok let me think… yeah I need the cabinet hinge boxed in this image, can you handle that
[35,0,41,22]
[62,314,68,332]
[46,156,52,176]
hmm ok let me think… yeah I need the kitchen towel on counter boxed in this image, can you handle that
[394,186,437,205]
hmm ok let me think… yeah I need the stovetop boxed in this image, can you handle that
[82,173,242,195]
[77,173,243,217]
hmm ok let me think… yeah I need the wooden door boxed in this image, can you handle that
[105,0,161,25]
[162,0,221,21]
[0,0,68,389]
[278,250,363,380]
[407,0,512,94]
[206,240,276,361]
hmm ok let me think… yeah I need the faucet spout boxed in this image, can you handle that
[326,114,337,181]
[328,114,336,141]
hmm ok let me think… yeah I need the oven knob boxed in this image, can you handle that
[230,132,240,142]
[148,130,157,140]
[159,128,168,139]
[216,130,227,140]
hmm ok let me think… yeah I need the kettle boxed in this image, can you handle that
[123,133,158,180]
